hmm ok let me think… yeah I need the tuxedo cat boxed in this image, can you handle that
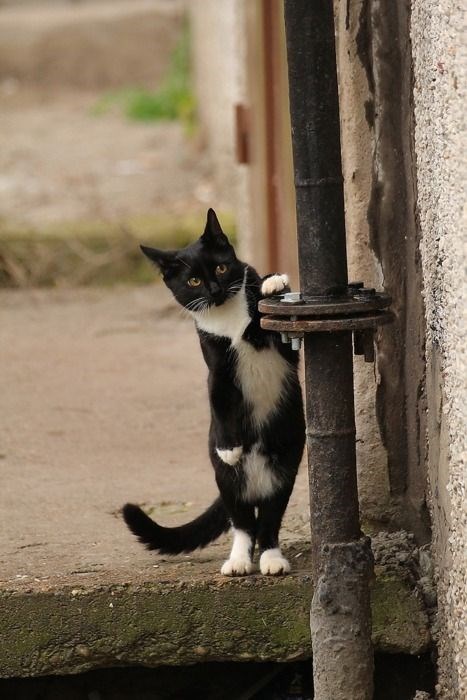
[123,209,305,575]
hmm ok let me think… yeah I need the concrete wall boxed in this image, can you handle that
[189,0,249,220]
[337,2,466,691]
[411,1,467,697]
[334,1,431,536]
[335,1,392,526]
[338,0,466,693]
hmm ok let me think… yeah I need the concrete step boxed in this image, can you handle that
[0,547,430,678]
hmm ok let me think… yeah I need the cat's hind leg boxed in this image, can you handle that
[221,504,256,576]
[257,492,291,575]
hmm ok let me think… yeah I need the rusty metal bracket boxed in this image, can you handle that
[259,285,393,360]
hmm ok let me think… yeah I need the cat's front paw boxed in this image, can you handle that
[216,446,243,466]
[261,274,289,296]
[221,557,254,576]
[259,548,291,575]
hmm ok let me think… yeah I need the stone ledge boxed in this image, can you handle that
[0,560,430,679]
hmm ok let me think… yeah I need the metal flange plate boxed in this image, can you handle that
[258,292,391,317]
[260,311,393,333]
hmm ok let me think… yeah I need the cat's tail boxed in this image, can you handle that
[122,497,230,554]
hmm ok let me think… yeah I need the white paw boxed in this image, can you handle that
[221,557,254,576]
[259,548,291,576]
[216,446,243,466]
[261,274,289,296]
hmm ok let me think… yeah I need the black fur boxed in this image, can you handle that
[123,209,305,563]
[122,498,229,555]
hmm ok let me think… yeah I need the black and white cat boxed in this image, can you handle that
[123,209,305,575]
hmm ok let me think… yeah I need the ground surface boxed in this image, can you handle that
[0,285,310,590]
[0,0,217,231]
[0,91,213,229]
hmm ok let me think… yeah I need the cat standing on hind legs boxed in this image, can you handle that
[123,208,305,576]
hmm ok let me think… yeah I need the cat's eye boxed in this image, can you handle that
[187,277,202,287]
[216,264,228,275]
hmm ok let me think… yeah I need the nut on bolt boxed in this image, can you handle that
[278,293,303,350]
[291,336,302,351]
[281,292,303,304]
[354,287,376,298]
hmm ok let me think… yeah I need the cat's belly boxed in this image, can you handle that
[242,444,279,502]
[234,340,292,426]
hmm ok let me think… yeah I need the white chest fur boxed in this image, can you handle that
[192,277,292,426]
[234,339,291,426]
[242,444,279,502]
[192,276,250,344]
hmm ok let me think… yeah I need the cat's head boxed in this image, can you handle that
[141,209,246,311]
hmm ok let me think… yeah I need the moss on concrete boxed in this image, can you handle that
[0,567,430,679]
[371,572,431,654]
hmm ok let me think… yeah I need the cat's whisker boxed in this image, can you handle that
[189,297,210,315]
[229,277,244,285]
[227,282,244,294]
[185,297,208,314]
[227,277,259,299]
[186,297,204,307]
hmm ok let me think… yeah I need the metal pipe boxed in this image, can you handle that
[284,0,347,296]
[283,2,374,698]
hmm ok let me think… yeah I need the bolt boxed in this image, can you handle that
[281,292,302,303]
[291,337,302,351]
[281,332,291,344]
[355,287,376,298]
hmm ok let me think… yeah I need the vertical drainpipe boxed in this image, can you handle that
[282,2,374,697]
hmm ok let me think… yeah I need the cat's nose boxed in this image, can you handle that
[210,283,224,305]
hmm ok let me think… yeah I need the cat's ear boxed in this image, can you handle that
[140,245,177,273]
[202,208,229,248]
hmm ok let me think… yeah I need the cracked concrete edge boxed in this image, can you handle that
[0,571,430,678]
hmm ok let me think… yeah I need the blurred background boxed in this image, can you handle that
[0,0,297,288]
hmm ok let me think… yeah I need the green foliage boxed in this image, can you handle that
[92,20,196,131]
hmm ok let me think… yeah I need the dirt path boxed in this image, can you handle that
[0,286,309,587]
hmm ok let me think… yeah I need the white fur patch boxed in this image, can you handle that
[259,548,290,575]
[261,274,289,296]
[192,272,250,343]
[192,271,293,426]
[234,340,292,426]
[216,446,243,466]
[242,444,279,502]
[221,529,254,576]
